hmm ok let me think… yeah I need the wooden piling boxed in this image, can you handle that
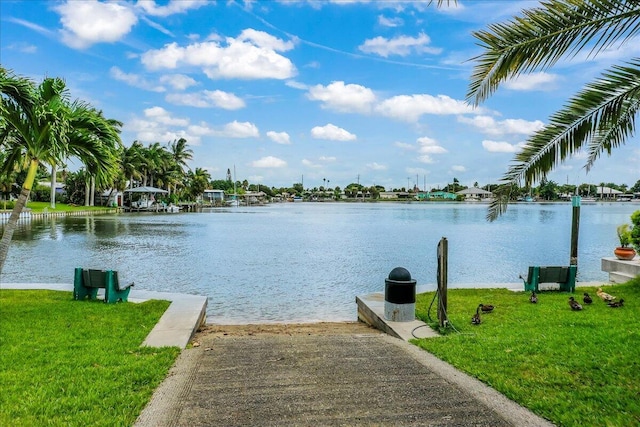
[437,237,448,327]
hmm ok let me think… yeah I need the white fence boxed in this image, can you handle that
[0,209,120,223]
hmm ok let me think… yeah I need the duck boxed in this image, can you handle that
[608,299,624,308]
[596,287,616,302]
[479,303,494,313]
[529,291,538,304]
[568,296,583,311]
[471,306,481,325]
[583,293,593,304]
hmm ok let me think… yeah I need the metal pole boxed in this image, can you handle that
[570,195,581,266]
[437,237,448,327]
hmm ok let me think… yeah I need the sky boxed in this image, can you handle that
[1,0,639,191]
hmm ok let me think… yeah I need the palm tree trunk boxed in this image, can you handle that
[90,176,95,206]
[50,165,56,209]
[85,179,90,206]
[0,159,38,276]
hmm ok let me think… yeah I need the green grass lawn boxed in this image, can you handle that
[0,290,180,427]
[24,201,113,213]
[0,201,114,213]
[413,278,640,427]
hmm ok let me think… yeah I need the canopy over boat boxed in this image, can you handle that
[124,186,168,194]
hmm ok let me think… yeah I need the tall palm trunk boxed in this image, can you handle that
[0,159,38,275]
[85,179,90,206]
[90,176,95,206]
[50,164,56,209]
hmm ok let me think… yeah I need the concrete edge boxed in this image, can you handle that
[355,284,617,426]
[385,336,555,427]
[1,283,207,349]
[134,347,202,427]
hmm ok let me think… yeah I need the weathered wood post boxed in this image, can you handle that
[570,195,581,266]
[437,237,448,327]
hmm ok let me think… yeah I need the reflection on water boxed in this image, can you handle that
[2,202,637,323]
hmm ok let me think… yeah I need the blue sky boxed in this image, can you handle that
[2,0,639,191]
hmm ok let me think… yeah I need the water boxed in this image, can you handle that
[2,202,638,323]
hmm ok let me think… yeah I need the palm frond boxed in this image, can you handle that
[467,0,640,105]
[504,58,640,187]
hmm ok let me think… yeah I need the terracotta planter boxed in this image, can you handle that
[614,247,637,260]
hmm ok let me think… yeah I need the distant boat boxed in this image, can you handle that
[581,197,597,204]
[292,195,303,202]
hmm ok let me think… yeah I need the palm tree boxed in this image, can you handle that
[0,67,122,273]
[467,1,640,220]
[185,167,211,200]
[168,137,193,172]
[122,141,144,189]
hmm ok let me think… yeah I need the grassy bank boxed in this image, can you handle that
[413,278,640,427]
[21,201,113,213]
[0,290,180,427]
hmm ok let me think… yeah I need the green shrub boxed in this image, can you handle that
[630,210,640,252]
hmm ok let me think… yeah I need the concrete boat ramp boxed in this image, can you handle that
[3,283,554,426]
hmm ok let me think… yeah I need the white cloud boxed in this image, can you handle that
[307,81,376,113]
[141,29,296,80]
[8,17,54,37]
[378,15,403,27]
[137,0,208,17]
[238,28,295,52]
[140,16,174,37]
[394,141,414,150]
[126,107,258,145]
[310,124,357,141]
[6,42,37,53]
[184,121,259,139]
[252,156,287,168]
[358,32,441,58]
[417,136,447,154]
[504,72,559,91]
[127,109,200,145]
[417,155,434,164]
[459,115,545,136]
[144,106,189,126]
[55,0,138,49]
[218,121,260,138]
[367,162,387,170]
[267,131,291,145]
[302,156,337,168]
[166,90,245,110]
[159,74,198,90]
[376,94,476,122]
[110,67,165,92]
[319,156,336,162]
[286,80,308,90]
[482,140,525,153]
[302,159,321,168]
[451,165,466,172]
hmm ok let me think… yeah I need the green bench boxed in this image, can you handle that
[521,265,577,293]
[73,267,134,303]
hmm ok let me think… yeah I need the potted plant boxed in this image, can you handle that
[615,222,637,260]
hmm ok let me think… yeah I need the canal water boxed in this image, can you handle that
[2,202,638,323]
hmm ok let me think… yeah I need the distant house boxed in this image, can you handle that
[428,191,457,200]
[456,187,493,200]
[380,191,397,199]
[595,186,622,199]
[203,189,225,203]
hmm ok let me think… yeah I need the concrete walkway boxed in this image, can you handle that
[135,323,553,427]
